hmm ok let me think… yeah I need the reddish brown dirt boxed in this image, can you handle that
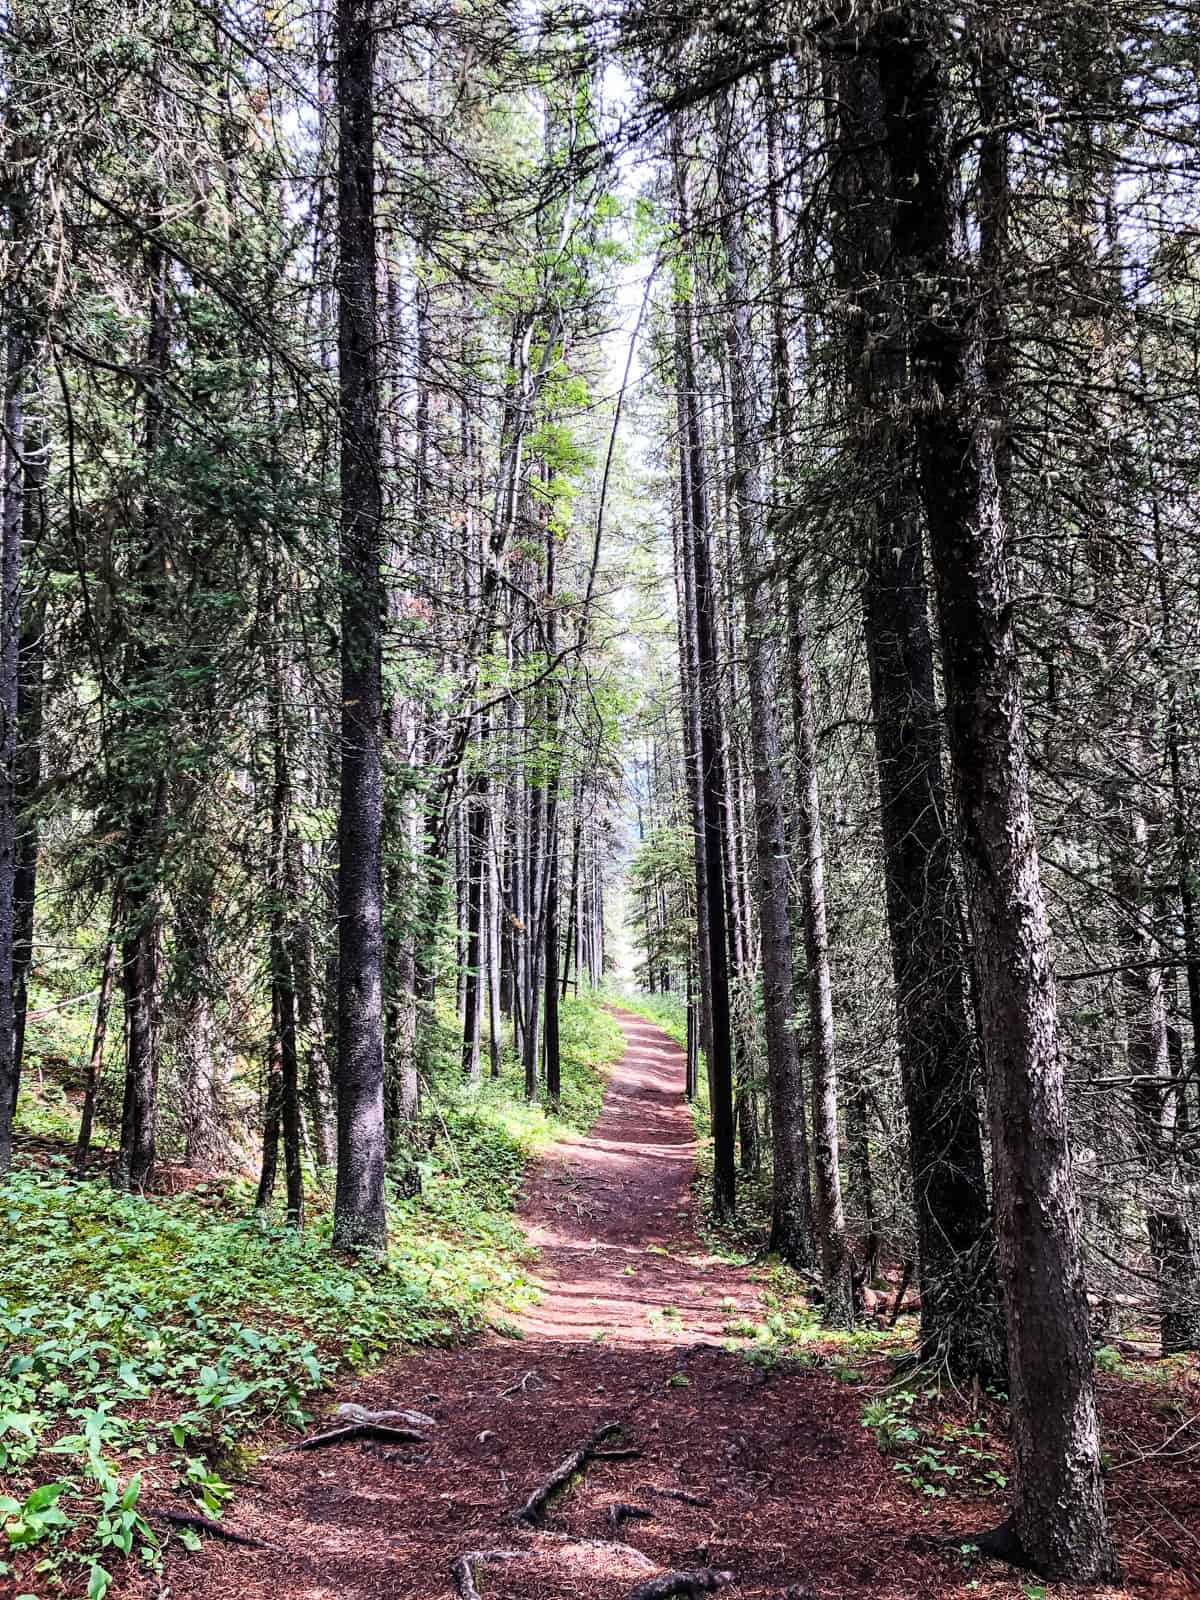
[164,1011,1176,1600]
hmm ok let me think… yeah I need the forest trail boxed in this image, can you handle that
[515,1007,765,1345]
[169,1013,1022,1600]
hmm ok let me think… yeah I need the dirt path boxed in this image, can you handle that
[171,1010,1040,1600]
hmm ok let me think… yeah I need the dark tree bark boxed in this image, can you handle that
[12,518,45,1091]
[845,6,1114,1575]
[116,223,172,1194]
[671,124,735,1219]
[74,898,120,1176]
[333,0,387,1251]
[542,517,561,1107]
[715,90,814,1270]
[461,739,488,1080]
[826,15,1004,1379]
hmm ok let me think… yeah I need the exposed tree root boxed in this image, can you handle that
[280,1422,426,1453]
[156,1510,270,1549]
[333,1401,437,1429]
[608,1501,655,1529]
[909,1518,1029,1570]
[500,1369,543,1398]
[647,1487,711,1508]
[888,1259,915,1327]
[622,1568,735,1599]
[450,1549,525,1600]
[534,1530,656,1570]
[513,1420,622,1525]
[593,1446,642,1462]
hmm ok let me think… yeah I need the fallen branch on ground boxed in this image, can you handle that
[155,1510,270,1549]
[333,1401,437,1428]
[647,1487,711,1508]
[622,1569,735,1599]
[513,1420,622,1525]
[279,1422,426,1453]
[608,1502,655,1529]
[593,1446,642,1461]
[451,1549,525,1600]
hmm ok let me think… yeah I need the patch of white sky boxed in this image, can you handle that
[595,58,676,662]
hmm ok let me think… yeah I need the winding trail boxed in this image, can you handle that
[171,1010,1002,1600]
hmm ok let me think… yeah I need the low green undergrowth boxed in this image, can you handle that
[0,992,622,1598]
[860,1384,1010,1503]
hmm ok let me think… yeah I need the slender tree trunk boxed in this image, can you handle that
[333,0,387,1250]
[74,899,120,1176]
[716,91,814,1269]
[672,125,735,1218]
[461,730,488,1079]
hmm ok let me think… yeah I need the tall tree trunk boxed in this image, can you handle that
[543,518,561,1106]
[826,14,1004,1379]
[715,91,814,1271]
[74,898,120,1176]
[671,124,735,1219]
[333,0,386,1250]
[116,223,172,1194]
[855,6,1114,1573]
[461,730,488,1079]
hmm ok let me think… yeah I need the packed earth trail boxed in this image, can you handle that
[168,1013,1131,1600]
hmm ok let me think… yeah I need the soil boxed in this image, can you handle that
[165,1010,1194,1600]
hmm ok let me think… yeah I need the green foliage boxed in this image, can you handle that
[0,994,622,1590]
[860,1388,1010,1501]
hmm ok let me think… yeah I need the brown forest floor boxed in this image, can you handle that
[167,1010,1198,1600]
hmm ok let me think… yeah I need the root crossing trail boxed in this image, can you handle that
[171,1010,1024,1600]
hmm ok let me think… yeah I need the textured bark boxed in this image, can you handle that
[0,309,24,1172]
[333,0,387,1251]
[12,543,45,1091]
[827,15,1004,1378]
[116,225,172,1194]
[671,125,735,1218]
[716,94,814,1269]
[74,900,120,1176]
[461,736,488,1080]
[850,6,1114,1575]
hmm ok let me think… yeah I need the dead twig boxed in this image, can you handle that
[534,1530,656,1570]
[647,1486,711,1508]
[500,1369,543,1398]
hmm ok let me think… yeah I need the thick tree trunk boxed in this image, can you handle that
[826,14,1004,1379]
[12,542,45,1090]
[333,0,387,1251]
[860,7,1114,1575]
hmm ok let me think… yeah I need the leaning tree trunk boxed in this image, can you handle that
[333,0,386,1251]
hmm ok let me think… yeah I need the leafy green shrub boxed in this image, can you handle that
[0,992,623,1594]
